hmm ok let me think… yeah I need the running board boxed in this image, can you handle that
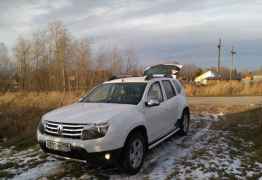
[148,128,180,149]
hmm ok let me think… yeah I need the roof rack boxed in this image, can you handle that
[107,64,183,81]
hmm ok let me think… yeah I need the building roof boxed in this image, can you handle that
[195,70,221,82]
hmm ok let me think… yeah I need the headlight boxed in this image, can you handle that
[38,120,45,134]
[81,122,109,140]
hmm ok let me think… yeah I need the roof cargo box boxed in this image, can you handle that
[143,64,183,77]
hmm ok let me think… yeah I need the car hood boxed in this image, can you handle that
[42,103,136,124]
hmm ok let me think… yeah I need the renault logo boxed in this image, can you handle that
[57,124,63,136]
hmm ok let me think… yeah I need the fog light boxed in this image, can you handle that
[105,153,111,160]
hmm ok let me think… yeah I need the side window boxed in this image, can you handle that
[162,80,176,99]
[147,82,163,102]
[173,80,182,94]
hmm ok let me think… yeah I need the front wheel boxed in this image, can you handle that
[122,133,146,174]
[179,110,190,135]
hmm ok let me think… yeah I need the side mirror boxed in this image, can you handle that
[145,99,160,107]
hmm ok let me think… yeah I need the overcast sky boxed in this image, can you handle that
[0,0,262,70]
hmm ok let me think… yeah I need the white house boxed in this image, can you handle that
[194,70,220,85]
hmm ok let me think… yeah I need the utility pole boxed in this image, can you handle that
[217,38,222,74]
[230,46,236,81]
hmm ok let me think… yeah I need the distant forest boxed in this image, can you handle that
[0,21,141,92]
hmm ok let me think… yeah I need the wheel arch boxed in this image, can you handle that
[124,125,148,149]
[177,106,190,126]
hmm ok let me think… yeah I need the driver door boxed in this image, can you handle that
[143,81,167,142]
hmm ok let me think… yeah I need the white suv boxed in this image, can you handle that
[37,76,190,174]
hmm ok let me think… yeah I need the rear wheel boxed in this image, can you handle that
[179,110,190,135]
[122,133,146,174]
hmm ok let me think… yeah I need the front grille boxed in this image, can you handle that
[45,121,86,139]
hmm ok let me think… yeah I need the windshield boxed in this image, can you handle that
[80,83,147,105]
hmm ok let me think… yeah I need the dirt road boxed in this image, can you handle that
[188,96,262,106]
[188,96,262,114]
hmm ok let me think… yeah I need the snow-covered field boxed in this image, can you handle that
[0,113,261,180]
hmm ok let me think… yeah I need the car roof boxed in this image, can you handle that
[104,76,175,84]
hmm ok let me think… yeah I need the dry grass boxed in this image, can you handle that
[212,108,262,162]
[0,91,82,149]
[185,81,262,96]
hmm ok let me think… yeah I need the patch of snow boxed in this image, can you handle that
[246,171,256,177]
[79,174,92,180]
[12,161,61,180]
[227,159,241,175]
[218,112,224,116]
[191,168,219,180]
[147,116,214,180]
[256,162,262,169]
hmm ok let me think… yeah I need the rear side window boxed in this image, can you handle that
[173,80,182,94]
[162,80,176,99]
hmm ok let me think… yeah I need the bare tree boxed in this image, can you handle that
[48,21,69,91]
[110,48,123,74]
[31,30,48,91]
[0,43,10,72]
[75,39,91,89]
[0,43,16,91]
[124,49,139,75]
[15,37,31,90]
[10,21,142,92]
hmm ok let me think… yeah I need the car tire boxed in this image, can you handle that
[121,132,146,175]
[179,109,190,135]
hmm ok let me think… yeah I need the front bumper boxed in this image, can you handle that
[37,130,123,164]
[37,129,124,152]
[38,140,122,164]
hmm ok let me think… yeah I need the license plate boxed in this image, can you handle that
[46,141,71,152]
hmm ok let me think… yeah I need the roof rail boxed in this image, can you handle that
[108,75,134,81]
[145,74,173,80]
